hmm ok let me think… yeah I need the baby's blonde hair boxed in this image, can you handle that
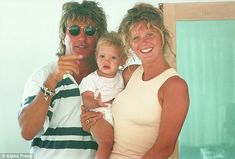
[96,31,128,61]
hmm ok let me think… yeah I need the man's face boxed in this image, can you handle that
[64,19,98,60]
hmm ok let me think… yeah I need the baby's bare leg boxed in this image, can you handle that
[91,118,114,159]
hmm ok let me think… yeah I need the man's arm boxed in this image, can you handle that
[18,75,57,140]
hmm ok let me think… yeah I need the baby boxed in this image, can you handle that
[80,31,127,159]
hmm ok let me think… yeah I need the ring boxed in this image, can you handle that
[86,119,90,125]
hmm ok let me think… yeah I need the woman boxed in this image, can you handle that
[81,3,189,159]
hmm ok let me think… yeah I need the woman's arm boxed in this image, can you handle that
[80,106,103,132]
[142,76,189,159]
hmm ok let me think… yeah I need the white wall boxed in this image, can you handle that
[0,0,233,153]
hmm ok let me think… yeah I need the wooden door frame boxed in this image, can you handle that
[162,2,235,68]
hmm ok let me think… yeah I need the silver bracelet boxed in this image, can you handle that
[40,84,55,101]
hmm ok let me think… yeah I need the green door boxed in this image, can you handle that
[177,20,235,159]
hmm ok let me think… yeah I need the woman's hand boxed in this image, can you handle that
[80,106,103,132]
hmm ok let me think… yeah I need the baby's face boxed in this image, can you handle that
[96,43,123,78]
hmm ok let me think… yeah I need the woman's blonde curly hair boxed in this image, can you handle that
[118,3,175,59]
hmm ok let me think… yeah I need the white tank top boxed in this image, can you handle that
[111,66,178,159]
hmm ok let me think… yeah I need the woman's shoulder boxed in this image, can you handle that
[163,75,188,95]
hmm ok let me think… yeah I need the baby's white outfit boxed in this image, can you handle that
[80,70,124,125]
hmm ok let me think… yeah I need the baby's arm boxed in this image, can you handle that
[82,91,107,109]
[123,64,140,85]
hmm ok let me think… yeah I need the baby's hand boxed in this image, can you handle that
[95,93,109,107]
[98,101,109,107]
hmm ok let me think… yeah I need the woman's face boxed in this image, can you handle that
[64,19,98,60]
[129,21,163,64]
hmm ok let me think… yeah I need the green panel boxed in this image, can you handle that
[176,20,235,159]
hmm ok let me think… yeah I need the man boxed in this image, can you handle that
[18,1,107,158]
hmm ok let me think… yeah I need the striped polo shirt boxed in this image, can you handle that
[20,61,97,159]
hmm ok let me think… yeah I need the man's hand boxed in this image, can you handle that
[52,55,83,82]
